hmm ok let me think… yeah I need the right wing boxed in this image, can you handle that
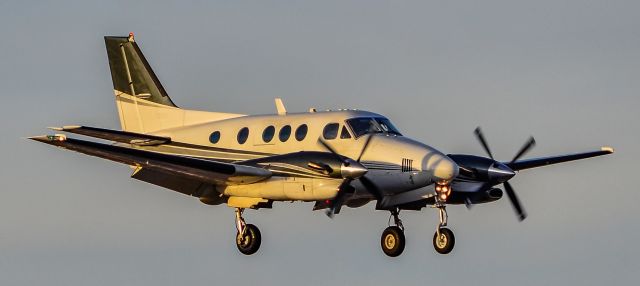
[506,147,614,171]
[29,135,271,186]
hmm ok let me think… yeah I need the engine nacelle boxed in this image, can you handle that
[446,188,503,205]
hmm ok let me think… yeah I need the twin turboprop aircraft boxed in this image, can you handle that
[30,34,614,256]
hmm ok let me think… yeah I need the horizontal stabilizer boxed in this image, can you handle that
[51,126,170,146]
[29,135,271,186]
[506,147,614,171]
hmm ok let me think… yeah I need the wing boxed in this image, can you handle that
[506,147,614,171]
[29,135,271,186]
[50,125,170,146]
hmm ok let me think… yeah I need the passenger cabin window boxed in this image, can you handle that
[279,125,291,142]
[262,126,275,143]
[209,131,221,144]
[295,124,308,141]
[340,126,352,139]
[237,127,249,144]
[346,117,402,138]
[323,123,339,140]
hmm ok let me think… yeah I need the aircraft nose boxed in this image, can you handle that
[424,153,459,183]
[488,162,516,183]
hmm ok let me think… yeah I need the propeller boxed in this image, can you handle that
[318,134,381,217]
[473,127,535,221]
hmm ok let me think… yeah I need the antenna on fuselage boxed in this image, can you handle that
[275,98,287,115]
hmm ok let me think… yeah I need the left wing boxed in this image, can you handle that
[50,125,170,146]
[506,147,614,171]
[29,135,271,186]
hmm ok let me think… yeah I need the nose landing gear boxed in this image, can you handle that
[234,208,261,255]
[381,208,405,257]
[432,204,455,254]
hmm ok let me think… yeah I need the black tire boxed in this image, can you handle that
[381,226,405,257]
[236,224,261,255]
[433,227,455,254]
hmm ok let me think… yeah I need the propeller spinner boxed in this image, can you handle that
[473,127,535,221]
[317,134,382,217]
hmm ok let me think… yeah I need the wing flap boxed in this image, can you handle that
[50,126,170,146]
[30,135,271,185]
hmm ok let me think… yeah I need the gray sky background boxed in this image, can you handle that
[1,1,638,285]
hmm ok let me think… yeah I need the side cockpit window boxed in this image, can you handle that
[346,117,402,138]
[375,118,401,135]
[340,126,352,139]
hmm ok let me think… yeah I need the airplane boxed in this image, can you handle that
[29,33,614,257]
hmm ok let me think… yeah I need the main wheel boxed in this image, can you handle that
[433,227,455,254]
[236,224,261,255]
[381,226,405,257]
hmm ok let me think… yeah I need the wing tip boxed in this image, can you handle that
[601,146,615,153]
[28,134,67,143]
[48,125,81,131]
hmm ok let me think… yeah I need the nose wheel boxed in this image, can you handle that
[433,227,455,254]
[381,208,406,257]
[234,208,261,255]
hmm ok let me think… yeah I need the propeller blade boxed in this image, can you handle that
[356,134,375,162]
[326,179,353,218]
[510,137,536,163]
[359,176,383,200]
[474,127,494,159]
[317,138,348,165]
[503,181,527,221]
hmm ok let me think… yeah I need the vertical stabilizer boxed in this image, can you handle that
[105,33,176,107]
[105,33,179,133]
[104,33,245,133]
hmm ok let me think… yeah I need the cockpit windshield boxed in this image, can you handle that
[346,117,402,137]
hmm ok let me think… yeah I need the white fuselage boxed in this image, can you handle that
[135,109,458,204]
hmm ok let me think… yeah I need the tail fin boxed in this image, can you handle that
[105,33,244,133]
[105,34,176,107]
[105,33,183,133]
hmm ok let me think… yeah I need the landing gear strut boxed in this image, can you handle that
[432,204,455,254]
[381,208,405,257]
[234,208,261,255]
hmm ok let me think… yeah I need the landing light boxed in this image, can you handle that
[435,182,451,201]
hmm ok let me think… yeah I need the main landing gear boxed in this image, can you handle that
[381,208,405,257]
[234,208,261,255]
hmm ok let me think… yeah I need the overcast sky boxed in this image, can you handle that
[1,1,638,285]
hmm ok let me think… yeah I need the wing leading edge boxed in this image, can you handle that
[506,147,614,171]
[29,135,271,185]
[50,125,170,146]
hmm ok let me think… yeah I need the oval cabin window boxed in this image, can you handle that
[237,127,249,144]
[279,125,291,142]
[295,124,308,141]
[209,131,221,144]
[262,126,275,143]
[323,123,339,140]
